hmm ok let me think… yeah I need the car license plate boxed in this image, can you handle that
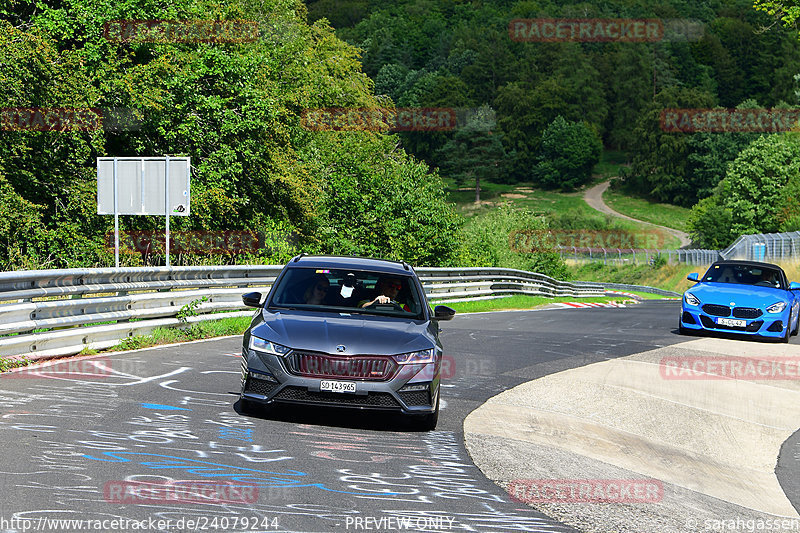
[717,318,746,327]
[320,380,356,393]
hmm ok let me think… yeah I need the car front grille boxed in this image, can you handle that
[287,352,396,381]
[702,304,730,317]
[272,386,401,408]
[733,307,763,319]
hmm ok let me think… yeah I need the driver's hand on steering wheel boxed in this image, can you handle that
[371,295,392,305]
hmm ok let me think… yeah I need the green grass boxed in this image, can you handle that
[443,295,635,313]
[444,174,682,249]
[568,261,709,294]
[0,356,32,372]
[612,289,677,300]
[111,316,252,352]
[591,149,628,184]
[602,188,691,232]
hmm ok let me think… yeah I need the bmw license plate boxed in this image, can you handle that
[320,380,356,393]
[717,317,746,328]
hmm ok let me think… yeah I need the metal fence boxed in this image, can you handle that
[558,246,720,266]
[720,232,800,262]
[0,265,606,361]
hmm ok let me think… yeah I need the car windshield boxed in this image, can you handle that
[268,267,425,319]
[702,264,784,289]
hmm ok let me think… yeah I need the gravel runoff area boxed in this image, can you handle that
[465,337,800,532]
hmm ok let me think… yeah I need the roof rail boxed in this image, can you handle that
[401,261,410,271]
[292,253,308,263]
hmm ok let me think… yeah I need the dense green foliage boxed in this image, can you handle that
[687,134,800,248]
[309,0,800,200]
[0,0,466,269]
[533,116,602,191]
[457,205,568,279]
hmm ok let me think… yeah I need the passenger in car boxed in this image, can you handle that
[303,274,330,305]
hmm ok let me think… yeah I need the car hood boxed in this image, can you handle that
[687,283,791,307]
[252,310,435,355]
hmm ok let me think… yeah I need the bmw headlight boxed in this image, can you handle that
[684,292,700,306]
[392,349,436,364]
[248,336,291,355]
[767,302,787,314]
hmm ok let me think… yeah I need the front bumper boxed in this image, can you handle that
[239,348,439,414]
[680,305,789,338]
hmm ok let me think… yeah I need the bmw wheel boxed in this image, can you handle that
[782,313,792,343]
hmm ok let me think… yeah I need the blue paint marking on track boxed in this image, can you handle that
[81,451,401,496]
[141,403,191,411]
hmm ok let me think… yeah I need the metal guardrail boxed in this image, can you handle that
[571,281,681,298]
[0,265,609,361]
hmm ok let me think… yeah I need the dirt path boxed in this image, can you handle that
[584,181,692,248]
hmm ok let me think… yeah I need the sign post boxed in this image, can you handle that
[97,156,191,267]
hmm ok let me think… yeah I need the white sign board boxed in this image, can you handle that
[97,157,190,216]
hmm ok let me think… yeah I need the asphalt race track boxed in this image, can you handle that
[0,300,795,532]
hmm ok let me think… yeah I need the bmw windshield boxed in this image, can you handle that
[702,263,784,289]
[268,267,426,319]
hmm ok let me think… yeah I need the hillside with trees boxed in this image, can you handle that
[308,0,800,234]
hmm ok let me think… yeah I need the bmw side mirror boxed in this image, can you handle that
[433,305,456,321]
[687,273,699,282]
[790,282,800,290]
[242,292,263,308]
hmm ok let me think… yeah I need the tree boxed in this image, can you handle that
[532,116,602,191]
[687,133,800,247]
[435,105,507,201]
[623,86,716,205]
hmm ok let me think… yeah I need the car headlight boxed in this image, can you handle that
[767,302,787,314]
[392,349,436,364]
[684,292,700,306]
[248,336,291,355]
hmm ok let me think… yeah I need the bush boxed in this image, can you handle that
[457,204,568,279]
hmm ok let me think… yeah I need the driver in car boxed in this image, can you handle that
[359,276,410,311]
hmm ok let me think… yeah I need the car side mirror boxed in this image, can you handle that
[433,305,456,321]
[242,292,263,308]
[687,273,699,282]
[790,282,800,291]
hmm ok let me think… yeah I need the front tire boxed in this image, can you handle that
[782,313,792,343]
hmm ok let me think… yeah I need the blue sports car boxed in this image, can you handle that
[680,260,800,342]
